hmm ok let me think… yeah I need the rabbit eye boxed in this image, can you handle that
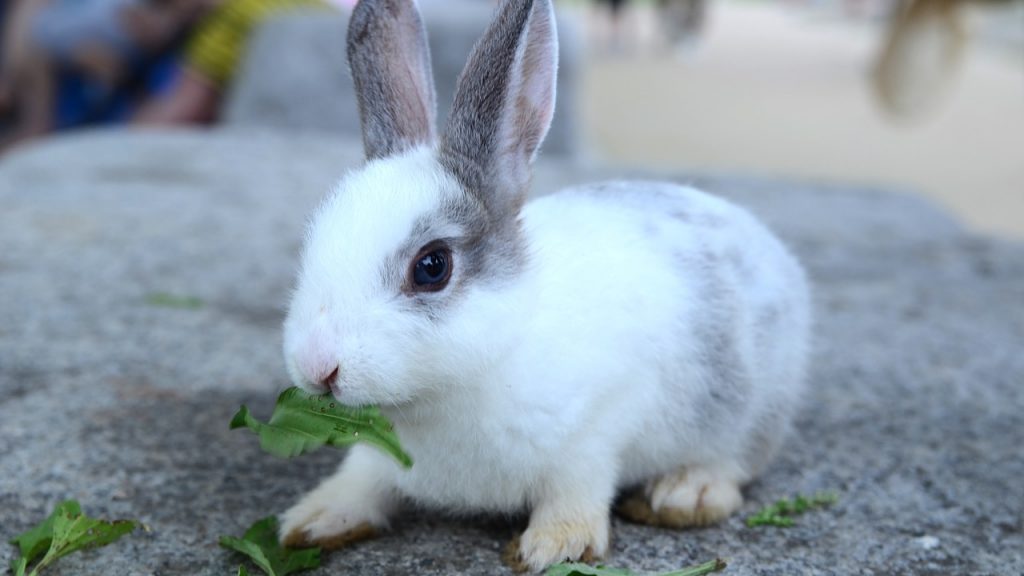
[410,245,452,292]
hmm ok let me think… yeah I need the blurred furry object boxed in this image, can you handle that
[872,0,969,118]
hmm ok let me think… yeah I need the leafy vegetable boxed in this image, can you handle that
[9,501,78,565]
[546,558,727,576]
[8,500,137,576]
[746,492,838,527]
[230,387,412,468]
[145,292,204,309]
[219,517,320,576]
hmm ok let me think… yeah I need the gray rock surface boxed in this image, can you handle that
[223,3,582,158]
[1,128,1022,575]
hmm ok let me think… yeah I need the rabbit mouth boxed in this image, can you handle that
[325,371,414,410]
[326,381,343,401]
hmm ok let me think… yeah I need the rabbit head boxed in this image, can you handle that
[283,0,558,407]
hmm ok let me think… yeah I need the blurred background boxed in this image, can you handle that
[1,0,1021,237]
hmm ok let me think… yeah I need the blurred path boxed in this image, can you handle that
[580,1,1024,239]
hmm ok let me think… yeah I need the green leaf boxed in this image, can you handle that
[219,517,320,576]
[8,500,137,576]
[37,510,137,571]
[746,491,838,527]
[9,501,81,563]
[230,387,412,468]
[238,566,250,576]
[662,559,728,576]
[545,559,727,576]
[145,292,204,310]
[545,565,632,576]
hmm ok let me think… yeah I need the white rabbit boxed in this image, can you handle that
[278,0,811,571]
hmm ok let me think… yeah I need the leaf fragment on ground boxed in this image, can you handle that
[230,386,412,467]
[746,491,838,527]
[219,517,320,576]
[144,292,204,309]
[546,558,727,576]
[7,500,137,576]
[10,557,27,576]
[9,501,79,564]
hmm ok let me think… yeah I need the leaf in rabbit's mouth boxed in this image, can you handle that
[230,387,413,468]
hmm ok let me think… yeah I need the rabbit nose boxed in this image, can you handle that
[296,346,340,393]
[319,366,340,390]
[304,362,340,393]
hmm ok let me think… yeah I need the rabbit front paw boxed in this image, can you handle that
[512,509,610,573]
[279,484,385,549]
[278,450,396,550]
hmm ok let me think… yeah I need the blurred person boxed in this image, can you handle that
[658,0,707,53]
[0,0,197,153]
[596,0,629,52]
[603,0,627,15]
[0,0,46,112]
[0,0,331,152]
[0,0,54,147]
[134,0,331,124]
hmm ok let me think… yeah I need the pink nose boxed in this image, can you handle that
[296,346,340,392]
[317,366,340,391]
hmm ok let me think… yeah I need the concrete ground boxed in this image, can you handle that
[577,1,1024,240]
[1,129,1021,575]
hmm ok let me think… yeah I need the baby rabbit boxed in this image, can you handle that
[279,0,810,571]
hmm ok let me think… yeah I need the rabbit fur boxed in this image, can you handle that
[278,0,811,571]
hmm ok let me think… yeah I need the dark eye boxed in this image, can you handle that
[410,245,452,292]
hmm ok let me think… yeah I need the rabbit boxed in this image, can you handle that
[278,0,811,571]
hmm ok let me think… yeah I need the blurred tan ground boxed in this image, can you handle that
[577,1,1024,239]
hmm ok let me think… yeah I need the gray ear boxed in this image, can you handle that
[347,0,437,160]
[440,0,558,216]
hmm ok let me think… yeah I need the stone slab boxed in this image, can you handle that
[0,129,1021,575]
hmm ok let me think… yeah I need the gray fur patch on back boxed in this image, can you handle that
[725,247,757,283]
[579,182,736,231]
[754,303,782,345]
[565,179,790,473]
[579,181,686,205]
[685,238,794,476]
[686,244,753,432]
[348,0,437,160]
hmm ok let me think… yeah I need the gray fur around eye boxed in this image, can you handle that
[382,189,524,311]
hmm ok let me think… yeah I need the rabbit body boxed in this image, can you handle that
[279,0,810,570]
[369,178,809,512]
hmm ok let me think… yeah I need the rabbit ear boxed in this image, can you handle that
[347,0,437,160]
[440,0,558,217]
